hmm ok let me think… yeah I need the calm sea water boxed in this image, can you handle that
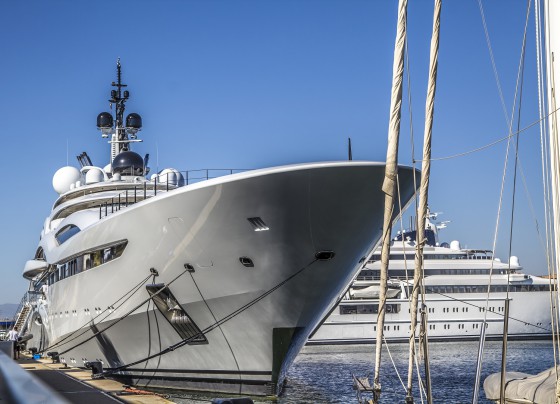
[167,340,554,403]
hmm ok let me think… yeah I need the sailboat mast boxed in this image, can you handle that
[544,0,560,320]
[405,1,441,403]
[543,2,560,399]
[372,0,408,400]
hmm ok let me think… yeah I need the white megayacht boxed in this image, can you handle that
[18,60,418,396]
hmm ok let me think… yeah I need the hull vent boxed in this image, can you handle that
[248,217,269,231]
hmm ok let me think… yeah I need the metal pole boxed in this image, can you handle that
[472,321,487,404]
[421,304,433,404]
[499,299,510,404]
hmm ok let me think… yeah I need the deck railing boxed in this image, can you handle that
[12,292,42,323]
[97,168,246,219]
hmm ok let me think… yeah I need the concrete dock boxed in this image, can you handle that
[13,353,173,404]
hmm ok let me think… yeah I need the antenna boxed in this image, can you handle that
[97,60,143,164]
[348,137,353,161]
[156,142,159,174]
[110,58,129,145]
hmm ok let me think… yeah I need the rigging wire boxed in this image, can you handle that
[143,300,152,372]
[536,0,560,373]
[99,258,319,377]
[56,267,190,356]
[188,270,243,394]
[40,273,152,353]
[540,0,560,371]
[419,109,557,162]
[141,300,163,387]
[403,8,427,403]
[500,6,531,398]
[415,286,550,332]
[478,0,512,127]
[382,334,407,392]
[403,22,425,404]
[395,180,427,404]
[517,153,559,361]
[469,2,533,401]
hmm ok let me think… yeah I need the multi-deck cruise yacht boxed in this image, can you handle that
[309,212,553,345]
[16,61,418,396]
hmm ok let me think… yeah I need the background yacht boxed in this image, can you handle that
[309,212,553,345]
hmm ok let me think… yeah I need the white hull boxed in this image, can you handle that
[309,220,553,346]
[26,162,417,395]
[309,288,552,345]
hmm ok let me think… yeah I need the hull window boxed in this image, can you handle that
[47,240,128,285]
[55,225,81,245]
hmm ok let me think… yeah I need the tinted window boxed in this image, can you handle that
[55,225,81,245]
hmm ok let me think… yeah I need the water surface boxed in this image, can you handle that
[169,340,555,403]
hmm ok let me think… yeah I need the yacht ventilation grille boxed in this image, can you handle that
[248,217,269,231]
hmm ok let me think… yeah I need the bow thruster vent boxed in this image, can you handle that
[315,251,335,261]
[248,217,269,231]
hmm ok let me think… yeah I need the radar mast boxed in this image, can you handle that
[96,59,143,163]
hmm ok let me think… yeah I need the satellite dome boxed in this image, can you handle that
[126,113,142,130]
[53,166,81,194]
[97,112,114,129]
[450,240,461,250]
[509,256,520,267]
[112,151,144,176]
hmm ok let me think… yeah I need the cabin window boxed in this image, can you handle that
[55,225,81,245]
[49,240,128,285]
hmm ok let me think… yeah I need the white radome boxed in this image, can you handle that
[52,166,80,194]
[450,240,461,250]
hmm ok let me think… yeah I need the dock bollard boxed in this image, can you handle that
[46,351,60,364]
[85,361,104,378]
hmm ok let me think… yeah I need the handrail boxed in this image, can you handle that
[52,167,248,211]
[0,349,69,403]
[96,168,247,219]
[12,292,41,323]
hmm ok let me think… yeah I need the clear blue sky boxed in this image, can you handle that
[0,1,547,305]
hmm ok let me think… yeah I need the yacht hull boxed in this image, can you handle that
[309,289,552,345]
[27,162,417,395]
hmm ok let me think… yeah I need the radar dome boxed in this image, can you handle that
[112,151,144,176]
[509,256,520,267]
[97,112,114,129]
[450,240,461,250]
[84,167,105,184]
[159,168,185,187]
[53,166,80,194]
[126,113,142,130]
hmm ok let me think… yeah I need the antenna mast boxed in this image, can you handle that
[109,59,130,159]
[97,59,142,164]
